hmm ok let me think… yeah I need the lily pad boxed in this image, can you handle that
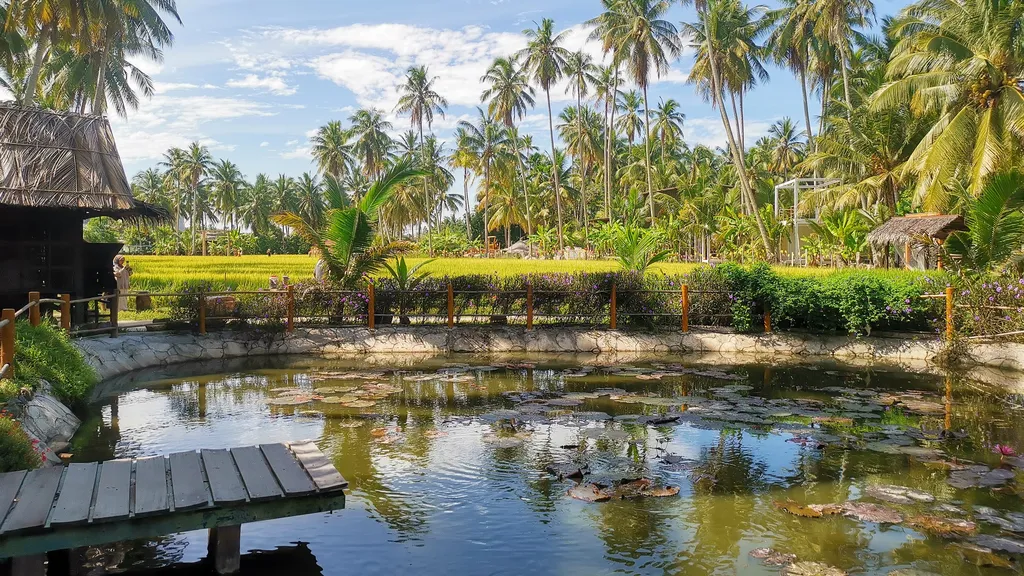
[865,485,935,504]
[783,561,847,576]
[335,420,365,428]
[907,515,977,538]
[546,463,590,480]
[952,542,1016,568]
[776,500,841,518]
[750,548,797,567]
[842,502,904,524]
[342,400,377,408]
[568,483,611,502]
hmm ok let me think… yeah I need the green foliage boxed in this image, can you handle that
[0,414,41,472]
[943,171,1024,275]
[11,322,98,406]
[614,227,671,273]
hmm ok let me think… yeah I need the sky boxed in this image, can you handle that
[113,0,908,184]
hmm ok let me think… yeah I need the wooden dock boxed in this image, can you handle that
[0,442,347,575]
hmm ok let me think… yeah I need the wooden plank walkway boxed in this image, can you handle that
[0,441,346,573]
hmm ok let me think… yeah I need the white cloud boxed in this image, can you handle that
[260,141,270,147]
[684,117,774,149]
[153,82,199,94]
[226,74,297,96]
[281,145,312,160]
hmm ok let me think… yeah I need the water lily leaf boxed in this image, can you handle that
[750,548,797,566]
[952,542,1016,568]
[319,396,347,404]
[266,396,309,406]
[423,430,447,438]
[865,485,935,504]
[370,427,393,437]
[335,420,365,428]
[603,478,653,499]
[343,400,377,408]
[568,483,611,502]
[315,386,359,394]
[546,463,590,480]
[842,502,904,524]
[775,500,839,518]
[642,485,681,498]
[907,515,977,538]
[783,561,847,576]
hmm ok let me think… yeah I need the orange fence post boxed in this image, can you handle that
[109,290,119,337]
[764,309,772,334]
[198,291,207,335]
[609,283,617,330]
[945,286,954,341]
[526,283,534,330]
[447,283,454,328]
[28,291,40,327]
[287,285,295,332]
[1,309,14,379]
[60,294,71,334]
[681,284,689,333]
[368,284,376,330]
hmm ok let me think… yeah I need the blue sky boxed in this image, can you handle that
[114,0,908,182]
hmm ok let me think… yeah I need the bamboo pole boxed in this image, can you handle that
[946,286,954,341]
[1,309,14,379]
[198,292,206,335]
[109,291,119,337]
[609,283,617,330]
[60,294,71,334]
[287,285,295,333]
[681,284,689,333]
[368,284,375,330]
[447,283,454,328]
[28,292,40,327]
[526,283,534,330]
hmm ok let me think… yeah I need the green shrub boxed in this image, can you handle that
[12,322,98,405]
[0,412,42,472]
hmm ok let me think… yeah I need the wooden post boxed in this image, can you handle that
[936,239,945,271]
[208,525,241,575]
[681,284,689,333]
[109,290,119,338]
[367,283,375,330]
[904,241,912,270]
[28,291,40,327]
[286,285,295,332]
[609,283,617,330]
[1,309,14,379]
[945,286,954,341]
[764,309,772,333]
[526,283,534,330]
[198,292,207,335]
[202,230,208,257]
[61,294,71,334]
[447,283,454,328]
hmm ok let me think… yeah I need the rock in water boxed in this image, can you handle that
[972,535,1024,554]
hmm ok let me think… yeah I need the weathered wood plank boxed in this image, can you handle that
[0,470,26,527]
[201,450,247,504]
[0,491,346,559]
[134,456,169,517]
[49,463,98,526]
[260,444,315,496]
[0,467,62,534]
[169,451,209,510]
[92,460,132,522]
[289,442,347,492]
[230,447,282,501]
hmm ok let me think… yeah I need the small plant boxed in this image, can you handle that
[614,227,671,273]
[0,412,41,472]
[382,256,435,324]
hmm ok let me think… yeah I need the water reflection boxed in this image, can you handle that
[69,355,1024,575]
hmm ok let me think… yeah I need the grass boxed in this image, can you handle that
[0,321,98,406]
[124,255,915,292]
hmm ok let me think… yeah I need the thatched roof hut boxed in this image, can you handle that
[866,214,965,247]
[0,104,166,219]
[0,104,165,309]
[866,214,965,270]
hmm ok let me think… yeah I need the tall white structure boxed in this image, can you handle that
[773,177,840,264]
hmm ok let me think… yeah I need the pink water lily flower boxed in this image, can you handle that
[993,444,1017,458]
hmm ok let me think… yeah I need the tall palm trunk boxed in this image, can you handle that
[607,66,619,224]
[799,67,815,151]
[603,92,612,220]
[702,16,772,257]
[839,47,854,119]
[483,160,491,257]
[576,90,585,234]
[729,91,742,153]
[21,32,51,105]
[92,46,110,115]
[463,168,472,241]
[513,138,532,239]
[641,84,655,223]
[545,87,564,251]
[581,159,590,252]
[419,121,433,256]
[739,91,746,151]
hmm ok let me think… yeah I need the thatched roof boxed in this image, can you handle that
[0,103,167,220]
[866,214,965,246]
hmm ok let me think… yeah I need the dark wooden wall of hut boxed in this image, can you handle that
[0,207,120,309]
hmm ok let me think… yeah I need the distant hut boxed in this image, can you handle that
[0,104,167,312]
[866,214,965,270]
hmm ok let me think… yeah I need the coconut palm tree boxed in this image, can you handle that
[517,18,571,250]
[596,0,681,222]
[241,174,275,236]
[273,160,423,287]
[395,65,448,253]
[814,0,874,115]
[209,159,245,231]
[767,0,818,148]
[450,127,478,240]
[616,90,645,145]
[457,109,510,254]
[872,0,1024,201]
[943,171,1024,275]
[564,49,598,217]
[311,120,355,180]
[295,173,325,232]
[766,118,804,180]
[349,108,394,179]
[173,142,212,254]
[481,55,536,237]
[652,97,685,166]
[592,63,620,220]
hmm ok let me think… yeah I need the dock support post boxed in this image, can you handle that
[28,292,40,326]
[208,525,241,574]
[61,294,71,334]
[609,283,617,330]
[10,555,46,576]
[681,284,689,333]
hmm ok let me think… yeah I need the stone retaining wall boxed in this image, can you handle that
[76,326,956,383]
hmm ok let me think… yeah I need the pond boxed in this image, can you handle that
[70,355,1024,575]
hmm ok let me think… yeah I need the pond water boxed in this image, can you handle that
[70,355,1024,575]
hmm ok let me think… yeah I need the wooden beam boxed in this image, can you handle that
[208,525,241,575]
